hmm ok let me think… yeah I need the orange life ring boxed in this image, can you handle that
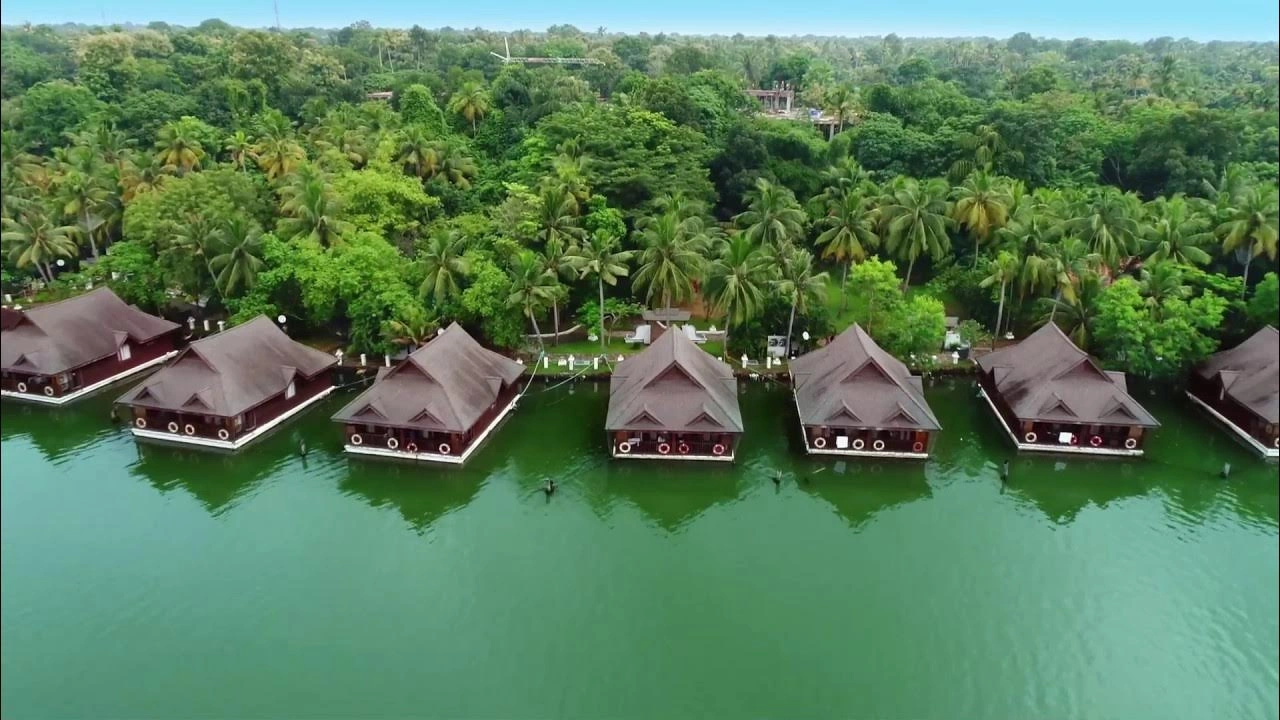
[405,442,418,453]
[712,443,725,456]
[438,443,451,455]
[912,441,924,453]
[813,436,827,449]
[1069,434,1079,446]
[1090,435,1103,447]
[657,442,671,455]
[677,442,690,454]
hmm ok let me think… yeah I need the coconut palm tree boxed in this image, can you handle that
[1217,187,1280,296]
[704,234,773,356]
[535,185,584,248]
[416,228,471,306]
[153,121,205,175]
[736,178,807,253]
[880,179,953,290]
[1144,196,1212,266]
[1,211,78,282]
[170,213,224,298]
[633,211,705,310]
[979,250,1020,346]
[539,237,579,345]
[253,113,306,181]
[223,130,254,173]
[950,170,1011,266]
[394,126,439,180]
[809,157,875,212]
[814,192,879,310]
[121,156,166,203]
[385,308,440,350]
[507,249,557,356]
[448,81,492,135]
[54,168,110,259]
[1139,261,1191,316]
[773,247,828,358]
[1067,188,1141,268]
[824,83,858,133]
[434,144,477,188]
[566,233,635,351]
[278,175,352,248]
[211,216,265,297]
[1041,270,1103,348]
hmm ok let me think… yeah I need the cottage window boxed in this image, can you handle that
[118,343,132,361]
[285,381,297,400]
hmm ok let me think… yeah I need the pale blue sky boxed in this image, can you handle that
[1,0,1277,41]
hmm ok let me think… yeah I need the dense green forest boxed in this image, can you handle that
[2,22,1277,379]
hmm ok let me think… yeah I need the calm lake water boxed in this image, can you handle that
[2,380,1277,719]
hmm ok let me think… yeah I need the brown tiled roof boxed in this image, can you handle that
[790,324,940,431]
[976,322,1158,427]
[1,287,179,375]
[116,315,336,417]
[331,322,525,433]
[1195,326,1278,423]
[606,327,742,433]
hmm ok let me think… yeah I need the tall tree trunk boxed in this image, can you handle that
[472,116,477,135]
[37,262,52,283]
[529,311,545,357]
[1049,287,1061,322]
[552,298,560,347]
[598,276,606,352]
[973,234,981,268]
[840,261,850,312]
[903,254,917,292]
[1241,250,1254,299]
[81,208,99,259]
[993,278,1006,350]
[785,297,797,359]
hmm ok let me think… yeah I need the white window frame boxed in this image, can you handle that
[118,343,132,361]
[285,380,296,400]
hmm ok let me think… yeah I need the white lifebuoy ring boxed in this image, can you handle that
[813,436,827,449]
[678,442,690,455]
[872,439,886,451]
[657,442,671,455]
[350,433,363,446]
[217,428,230,441]
[1090,435,1103,447]
[387,437,399,450]
[438,443,451,455]
[405,442,418,453]
[912,441,924,453]
[852,438,865,450]
[167,421,179,433]
[712,443,725,456]
[1124,437,1138,450]
[184,423,195,436]
[43,385,54,396]
[1025,432,1038,443]
[16,382,27,393]
[1274,437,1279,449]
[135,417,147,429]
[618,441,632,454]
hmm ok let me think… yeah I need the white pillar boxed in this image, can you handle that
[360,353,367,367]
[188,317,196,330]
[216,320,225,333]
[593,356,600,370]
[384,354,391,367]
[203,319,210,332]
[741,354,749,368]
[543,356,549,369]
[568,354,576,369]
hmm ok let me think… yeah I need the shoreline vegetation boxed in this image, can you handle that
[1,23,1276,385]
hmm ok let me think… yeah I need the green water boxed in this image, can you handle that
[2,381,1277,719]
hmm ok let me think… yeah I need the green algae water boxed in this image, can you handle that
[2,380,1277,719]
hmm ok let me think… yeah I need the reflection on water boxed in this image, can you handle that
[802,465,932,530]
[338,460,484,534]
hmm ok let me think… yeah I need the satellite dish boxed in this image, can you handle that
[56,259,66,267]
[277,315,287,325]
[801,331,810,341]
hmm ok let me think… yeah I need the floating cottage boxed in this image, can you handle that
[790,324,940,458]
[331,323,525,464]
[606,326,743,461]
[115,316,337,450]
[1186,326,1278,458]
[1,288,180,405]
[976,323,1159,455]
